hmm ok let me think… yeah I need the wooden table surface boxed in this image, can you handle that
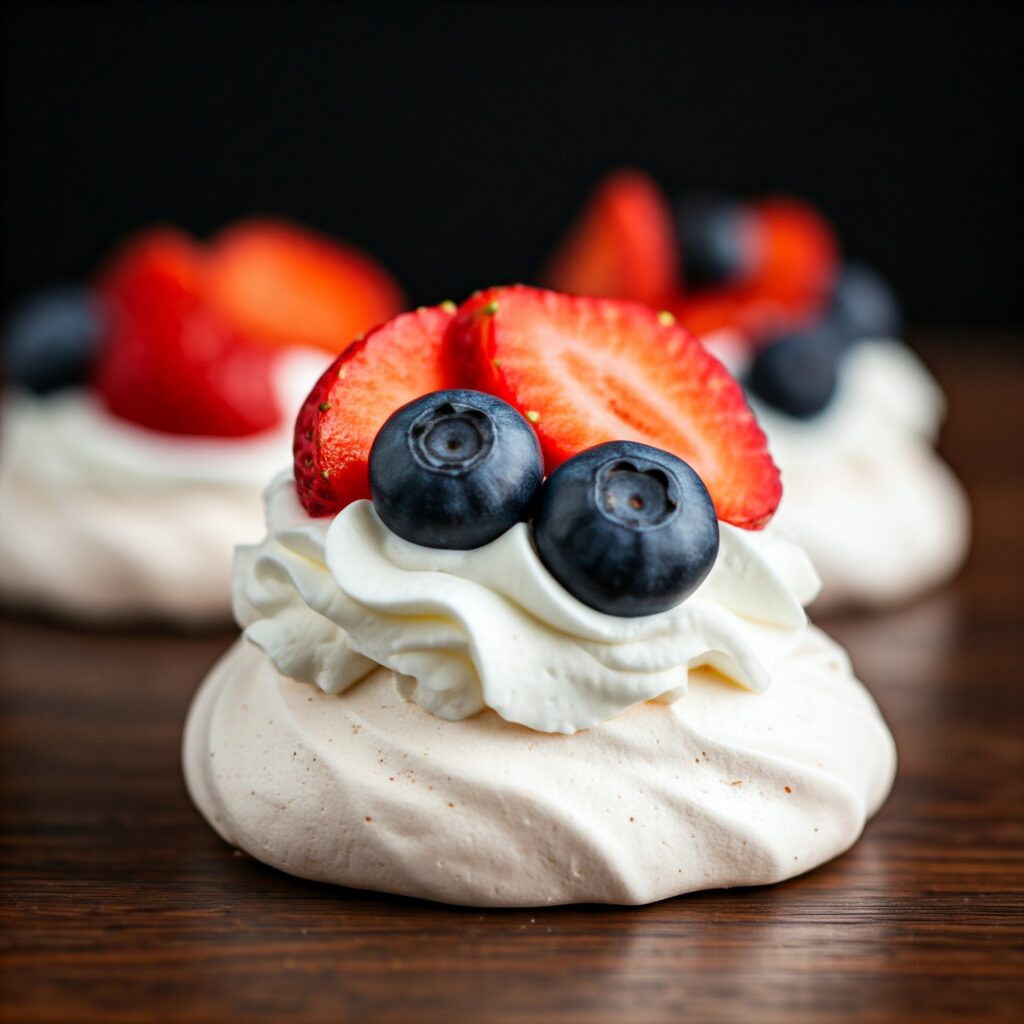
[2,337,1022,1023]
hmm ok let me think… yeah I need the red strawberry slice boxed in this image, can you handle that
[542,170,677,306]
[295,303,460,515]
[207,220,404,354]
[674,198,838,342]
[93,230,279,437]
[451,286,781,529]
[750,199,836,311]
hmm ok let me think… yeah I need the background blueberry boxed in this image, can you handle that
[828,262,903,343]
[746,323,845,419]
[369,389,543,549]
[2,287,105,394]
[675,195,758,290]
[533,441,719,617]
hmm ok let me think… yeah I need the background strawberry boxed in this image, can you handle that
[542,170,677,307]
[207,220,404,353]
[91,221,404,438]
[544,171,839,347]
[673,198,838,341]
[93,230,280,437]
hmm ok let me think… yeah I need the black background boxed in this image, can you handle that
[3,0,1022,332]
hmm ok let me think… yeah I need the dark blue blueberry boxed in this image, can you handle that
[2,287,105,394]
[828,262,902,343]
[369,389,543,549]
[746,322,845,419]
[675,195,758,289]
[532,441,719,617]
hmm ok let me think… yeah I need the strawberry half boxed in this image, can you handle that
[451,286,781,529]
[94,230,279,437]
[207,219,404,353]
[542,170,677,307]
[674,198,838,342]
[294,303,460,515]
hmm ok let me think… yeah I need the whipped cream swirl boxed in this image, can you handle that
[235,472,820,734]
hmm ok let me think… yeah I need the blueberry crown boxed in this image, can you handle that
[595,459,679,531]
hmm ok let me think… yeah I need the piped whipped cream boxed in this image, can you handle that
[0,349,328,622]
[235,472,820,734]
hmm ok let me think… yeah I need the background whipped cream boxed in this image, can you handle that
[754,338,945,459]
[184,629,896,906]
[706,336,970,608]
[0,349,327,623]
[235,473,820,734]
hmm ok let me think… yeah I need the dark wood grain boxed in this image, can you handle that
[2,336,1023,1024]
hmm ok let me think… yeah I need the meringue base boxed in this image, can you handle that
[0,472,263,625]
[184,631,895,907]
[776,441,970,611]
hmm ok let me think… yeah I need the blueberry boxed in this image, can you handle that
[746,322,845,419]
[829,262,902,343]
[675,195,758,289]
[369,389,543,549]
[532,441,719,617]
[2,287,105,394]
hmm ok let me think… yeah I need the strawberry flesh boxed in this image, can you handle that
[674,198,838,342]
[207,219,404,353]
[294,304,459,515]
[542,170,677,307]
[451,286,781,529]
[93,231,279,437]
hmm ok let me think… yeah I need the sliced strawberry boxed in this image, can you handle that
[667,290,759,342]
[93,230,279,437]
[207,219,404,354]
[295,303,460,515]
[674,198,838,342]
[751,199,837,311]
[98,228,203,310]
[451,286,780,529]
[542,170,677,307]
